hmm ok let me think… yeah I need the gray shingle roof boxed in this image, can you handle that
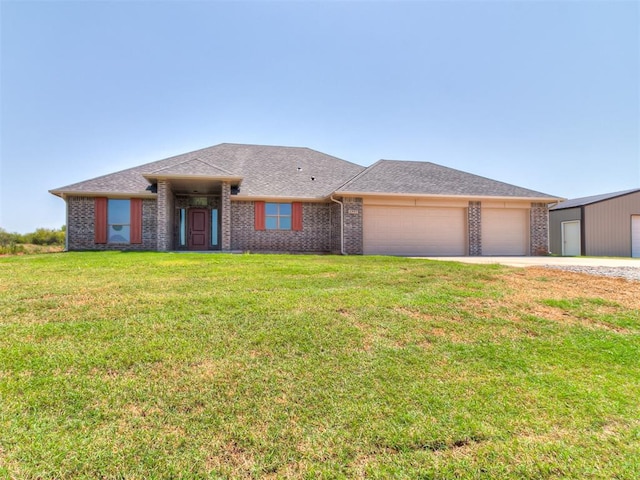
[50,144,561,201]
[336,160,559,199]
[549,188,640,210]
[147,158,237,177]
[51,143,365,198]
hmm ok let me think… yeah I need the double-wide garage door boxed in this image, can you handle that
[364,205,529,256]
[363,206,467,256]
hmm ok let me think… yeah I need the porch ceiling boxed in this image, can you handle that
[168,178,228,194]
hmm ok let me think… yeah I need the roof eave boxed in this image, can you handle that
[49,190,157,199]
[142,174,243,184]
[550,188,640,210]
[233,194,330,202]
[334,191,564,203]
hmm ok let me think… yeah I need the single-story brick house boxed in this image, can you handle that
[549,188,640,257]
[50,143,561,255]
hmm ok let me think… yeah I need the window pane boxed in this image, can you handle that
[279,203,292,215]
[265,217,278,230]
[108,225,130,243]
[280,216,291,230]
[179,209,186,246]
[108,199,130,224]
[265,203,278,215]
[190,197,208,207]
[211,209,218,246]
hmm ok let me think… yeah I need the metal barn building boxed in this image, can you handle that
[549,189,640,257]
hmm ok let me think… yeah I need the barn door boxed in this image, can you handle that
[562,221,581,256]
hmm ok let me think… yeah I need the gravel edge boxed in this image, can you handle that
[542,265,640,282]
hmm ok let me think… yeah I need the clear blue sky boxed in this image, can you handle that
[1,0,638,233]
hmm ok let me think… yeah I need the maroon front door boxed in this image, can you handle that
[188,209,210,250]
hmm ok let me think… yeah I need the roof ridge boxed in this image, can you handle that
[192,158,237,176]
[336,158,559,199]
[145,157,239,177]
[335,159,382,192]
[572,187,640,202]
[146,157,199,174]
[219,142,306,150]
[301,147,366,169]
[551,187,640,210]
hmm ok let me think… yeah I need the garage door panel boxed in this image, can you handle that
[482,208,528,255]
[364,206,466,256]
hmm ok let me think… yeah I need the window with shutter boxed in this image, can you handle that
[94,197,108,244]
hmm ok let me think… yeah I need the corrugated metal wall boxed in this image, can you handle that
[585,191,640,257]
[549,207,581,255]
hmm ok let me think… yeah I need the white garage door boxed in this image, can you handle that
[364,206,466,255]
[482,208,529,255]
[632,215,640,258]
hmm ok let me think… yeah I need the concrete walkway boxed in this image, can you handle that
[420,256,640,268]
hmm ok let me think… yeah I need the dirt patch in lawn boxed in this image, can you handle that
[493,267,640,331]
[506,267,640,309]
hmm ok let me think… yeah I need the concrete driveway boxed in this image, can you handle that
[420,256,640,268]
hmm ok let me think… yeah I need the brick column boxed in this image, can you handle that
[330,201,342,253]
[221,181,231,251]
[156,180,172,251]
[530,202,549,256]
[343,197,363,254]
[468,201,482,256]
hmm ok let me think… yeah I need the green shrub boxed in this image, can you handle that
[0,226,65,246]
[0,242,26,255]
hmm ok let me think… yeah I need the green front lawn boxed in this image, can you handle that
[1,252,639,478]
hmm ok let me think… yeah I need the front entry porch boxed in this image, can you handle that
[154,178,234,252]
[177,205,221,251]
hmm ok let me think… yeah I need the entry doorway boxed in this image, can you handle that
[188,209,210,250]
[561,220,581,256]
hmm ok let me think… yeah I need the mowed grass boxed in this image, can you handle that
[1,252,639,479]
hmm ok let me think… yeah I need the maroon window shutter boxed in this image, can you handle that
[130,198,143,244]
[94,197,108,244]
[292,202,303,231]
[254,201,265,230]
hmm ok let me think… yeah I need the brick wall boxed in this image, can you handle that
[329,201,342,253]
[468,201,482,256]
[342,197,363,254]
[530,202,550,255]
[230,201,332,252]
[67,196,157,251]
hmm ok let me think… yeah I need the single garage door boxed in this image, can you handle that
[632,215,640,258]
[364,206,466,255]
[482,208,529,255]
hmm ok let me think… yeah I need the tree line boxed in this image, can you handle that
[0,226,66,246]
